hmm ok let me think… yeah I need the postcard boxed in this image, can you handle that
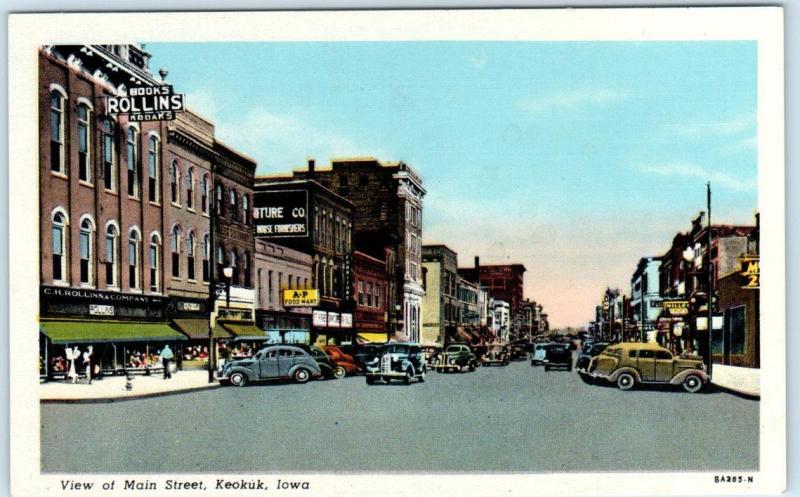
[7,7,785,497]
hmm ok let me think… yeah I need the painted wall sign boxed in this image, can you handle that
[661,300,689,316]
[253,190,309,238]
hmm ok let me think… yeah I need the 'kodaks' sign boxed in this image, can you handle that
[107,85,184,122]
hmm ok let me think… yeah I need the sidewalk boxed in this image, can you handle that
[40,369,222,403]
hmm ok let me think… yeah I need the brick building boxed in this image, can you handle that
[353,251,389,343]
[458,257,526,318]
[253,177,354,345]
[290,157,426,342]
[38,45,187,377]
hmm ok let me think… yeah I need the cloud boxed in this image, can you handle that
[634,162,756,192]
[212,106,393,172]
[184,88,219,122]
[720,134,758,155]
[666,112,755,139]
[516,88,625,114]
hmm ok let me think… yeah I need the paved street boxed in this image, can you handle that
[41,359,758,473]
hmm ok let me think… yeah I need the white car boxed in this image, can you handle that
[530,342,552,365]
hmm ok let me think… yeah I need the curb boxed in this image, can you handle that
[40,383,223,404]
[709,382,760,401]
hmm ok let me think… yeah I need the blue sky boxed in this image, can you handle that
[148,41,758,328]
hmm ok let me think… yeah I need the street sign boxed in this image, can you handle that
[282,289,319,307]
[661,300,689,316]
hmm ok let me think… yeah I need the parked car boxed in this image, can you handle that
[481,344,510,366]
[421,345,443,368]
[293,344,343,379]
[432,343,478,372]
[530,342,553,365]
[219,345,322,386]
[544,343,573,371]
[364,342,426,384]
[575,341,609,372]
[339,343,384,371]
[581,342,708,393]
[323,345,360,378]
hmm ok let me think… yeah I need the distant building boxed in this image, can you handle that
[420,245,459,347]
[489,300,510,342]
[458,258,526,315]
[630,256,662,341]
[457,277,480,327]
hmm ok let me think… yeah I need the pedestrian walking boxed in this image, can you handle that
[160,345,174,379]
[82,346,93,385]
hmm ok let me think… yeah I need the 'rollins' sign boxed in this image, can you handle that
[106,85,185,122]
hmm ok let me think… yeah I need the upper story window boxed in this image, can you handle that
[242,194,249,225]
[202,233,210,283]
[170,225,181,278]
[169,160,180,205]
[186,167,195,210]
[104,224,118,287]
[147,136,160,202]
[126,127,139,198]
[201,174,209,214]
[242,251,251,288]
[128,228,141,289]
[51,210,68,283]
[187,231,196,281]
[102,119,116,191]
[79,217,95,285]
[230,250,239,286]
[215,183,224,216]
[149,232,161,292]
[229,189,238,221]
[77,103,92,182]
[49,90,66,174]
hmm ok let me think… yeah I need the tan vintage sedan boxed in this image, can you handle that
[581,342,708,393]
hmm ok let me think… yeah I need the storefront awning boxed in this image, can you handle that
[40,320,187,344]
[220,322,268,340]
[173,318,231,339]
[357,332,388,343]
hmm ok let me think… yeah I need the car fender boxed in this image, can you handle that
[289,363,320,377]
[669,369,708,385]
[608,367,641,383]
[225,366,254,380]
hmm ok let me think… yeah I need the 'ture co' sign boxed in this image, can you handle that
[253,190,309,238]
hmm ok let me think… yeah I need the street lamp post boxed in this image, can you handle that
[706,182,713,377]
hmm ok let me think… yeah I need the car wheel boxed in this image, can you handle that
[616,372,635,391]
[293,368,311,384]
[404,367,413,384]
[333,366,347,379]
[682,374,704,393]
[468,362,476,372]
[544,365,550,371]
[418,373,425,383]
[366,376,375,385]
[567,364,573,372]
[229,372,247,387]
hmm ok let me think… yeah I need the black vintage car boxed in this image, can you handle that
[575,341,609,372]
[364,342,426,384]
[339,343,383,372]
[544,343,573,372]
[509,340,529,361]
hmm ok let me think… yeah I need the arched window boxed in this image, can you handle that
[215,183,224,216]
[105,224,118,287]
[128,229,141,289]
[77,103,92,182]
[79,217,95,285]
[201,174,209,214]
[186,168,194,210]
[187,231,196,280]
[320,258,328,296]
[230,250,239,286]
[149,233,161,292]
[170,225,181,278]
[202,234,210,283]
[229,189,238,221]
[216,244,226,278]
[102,118,116,190]
[242,251,251,288]
[126,127,139,197]
[50,90,65,173]
[242,194,249,225]
[51,210,67,282]
[148,135,160,202]
[170,160,180,205]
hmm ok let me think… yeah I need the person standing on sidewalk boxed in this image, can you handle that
[82,346,93,385]
[160,345,174,380]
